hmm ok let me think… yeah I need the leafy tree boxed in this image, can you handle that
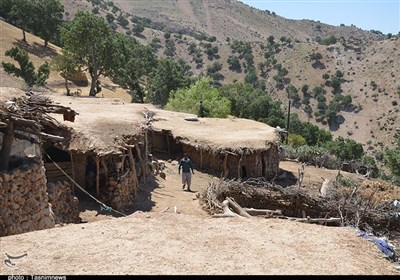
[288,134,306,148]
[31,0,64,47]
[267,35,275,45]
[301,84,309,95]
[133,24,144,35]
[384,135,400,177]
[92,6,99,14]
[0,0,16,22]
[109,33,156,103]
[2,46,49,87]
[324,137,364,161]
[220,83,285,127]
[10,0,35,42]
[106,13,115,23]
[309,52,323,62]
[147,58,191,106]
[244,67,258,85]
[61,10,117,96]
[227,55,241,71]
[117,14,129,27]
[164,31,171,39]
[166,77,230,118]
[51,50,81,94]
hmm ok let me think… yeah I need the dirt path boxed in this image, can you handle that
[3,159,398,275]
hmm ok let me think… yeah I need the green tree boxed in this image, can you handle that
[166,77,230,118]
[384,136,400,177]
[61,10,116,96]
[133,24,144,35]
[2,46,49,87]
[50,50,81,94]
[324,137,364,161]
[110,33,156,103]
[10,0,35,42]
[227,55,241,71]
[31,0,64,47]
[147,58,190,106]
[106,13,115,23]
[220,83,285,127]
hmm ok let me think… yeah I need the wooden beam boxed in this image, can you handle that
[40,132,64,141]
[226,197,252,218]
[243,208,283,216]
[95,156,100,197]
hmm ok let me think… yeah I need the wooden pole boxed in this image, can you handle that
[166,133,170,156]
[95,156,100,197]
[200,147,203,169]
[286,100,291,145]
[226,197,252,218]
[70,150,75,194]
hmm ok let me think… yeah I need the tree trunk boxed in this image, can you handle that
[22,29,26,42]
[44,40,48,47]
[65,78,70,95]
[0,121,14,171]
[89,73,97,97]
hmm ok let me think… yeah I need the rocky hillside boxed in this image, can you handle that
[3,0,400,158]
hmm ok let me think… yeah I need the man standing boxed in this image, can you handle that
[178,154,194,191]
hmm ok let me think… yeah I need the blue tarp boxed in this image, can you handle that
[356,230,397,261]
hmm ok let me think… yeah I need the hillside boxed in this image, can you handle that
[56,0,399,155]
[1,12,400,275]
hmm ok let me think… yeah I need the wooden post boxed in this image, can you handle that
[223,153,229,178]
[95,156,100,197]
[238,152,243,180]
[70,150,75,194]
[101,157,108,185]
[200,147,203,169]
[166,133,170,156]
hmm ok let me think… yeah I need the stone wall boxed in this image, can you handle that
[47,181,80,224]
[0,158,55,237]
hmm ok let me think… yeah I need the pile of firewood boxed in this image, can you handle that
[198,178,400,235]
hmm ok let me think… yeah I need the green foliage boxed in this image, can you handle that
[324,137,364,161]
[219,83,285,127]
[31,0,64,46]
[288,134,306,148]
[244,67,258,86]
[289,114,332,146]
[150,37,161,51]
[207,62,222,75]
[384,136,400,176]
[166,77,230,118]
[301,84,309,94]
[61,10,116,96]
[309,52,323,61]
[320,35,337,45]
[312,85,325,97]
[117,14,129,27]
[50,50,81,93]
[106,13,115,23]
[267,35,275,45]
[109,33,156,103]
[227,55,241,71]
[148,58,192,107]
[92,7,99,14]
[164,31,171,39]
[2,46,49,87]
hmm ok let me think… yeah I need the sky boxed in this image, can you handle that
[240,0,400,35]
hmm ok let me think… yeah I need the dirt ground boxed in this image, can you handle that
[1,159,399,275]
